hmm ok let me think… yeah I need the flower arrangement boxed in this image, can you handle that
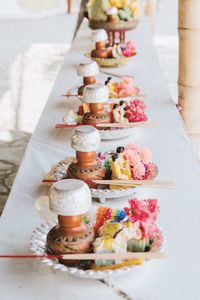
[124,198,160,239]
[107,76,140,98]
[87,0,140,22]
[123,144,157,180]
[94,198,160,238]
[92,198,161,268]
[122,41,136,57]
[63,98,147,125]
[97,144,158,182]
[125,100,148,122]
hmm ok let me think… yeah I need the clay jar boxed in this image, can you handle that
[91,29,109,59]
[76,61,99,96]
[46,179,94,267]
[91,41,109,59]
[82,84,112,126]
[67,126,105,188]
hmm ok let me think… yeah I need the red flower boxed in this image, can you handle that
[124,198,160,238]
[125,99,148,122]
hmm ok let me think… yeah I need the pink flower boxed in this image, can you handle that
[116,77,140,97]
[125,99,148,122]
[123,144,157,180]
[124,198,160,238]
[122,41,136,57]
[124,144,141,152]
[140,147,151,164]
[132,161,146,179]
[97,152,106,161]
[143,163,158,180]
[123,149,141,165]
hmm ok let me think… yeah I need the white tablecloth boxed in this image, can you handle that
[0,18,200,300]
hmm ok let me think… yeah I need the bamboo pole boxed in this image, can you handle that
[144,0,158,32]
[178,0,200,159]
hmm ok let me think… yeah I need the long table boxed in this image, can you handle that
[0,18,200,300]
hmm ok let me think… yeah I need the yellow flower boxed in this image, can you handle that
[109,0,123,9]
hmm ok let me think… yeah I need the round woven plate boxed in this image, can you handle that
[30,221,165,280]
[88,19,139,31]
[85,53,129,67]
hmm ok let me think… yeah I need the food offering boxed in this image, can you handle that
[31,194,165,278]
[65,73,141,101]
[92,198,163,270]
[87,29,136,67]
[87,0,140,46]
[43,125,158,200]
[58,84,148,140]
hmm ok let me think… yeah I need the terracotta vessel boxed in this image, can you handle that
[91,41,110,58]
[67,151,105,188]
[82,102,111,125]
[82,84,111,126]
[46,179,94,267]
[67,126,105,188]
[91,29,110,58]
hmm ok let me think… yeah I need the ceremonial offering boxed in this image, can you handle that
[31,197,165,279]
[76,61,99,96]
[60,82,148,140]
[65,76,141,101]
[46,179,94,267]
[60,93,148,140]
[87,0,140,46]
[88,29,136,67]
[43,127,158,202]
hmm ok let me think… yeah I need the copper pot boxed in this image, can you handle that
[82,103,112,126]
[83,75,96,85]
[46,214,94,267]
[91,42,109,58]
[67,151,105,188]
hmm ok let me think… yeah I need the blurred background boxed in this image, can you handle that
[0,0,178,213]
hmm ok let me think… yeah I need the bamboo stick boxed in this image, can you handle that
[100,70,134,79]
[93,180,175,188]
[55,122,155,129]
[0,252,166,260]
[96,122,154,128]
[62,94,79,97]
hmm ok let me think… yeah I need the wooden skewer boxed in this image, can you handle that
[93,180,175,188]
[55,122,154,129]
[61,94,79,97]
[0,252,166,260]
[96,122,146,128]
[61,93,146,99]
[42,179,57,183]
[100,70,135,79]
[55,124,78,128]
